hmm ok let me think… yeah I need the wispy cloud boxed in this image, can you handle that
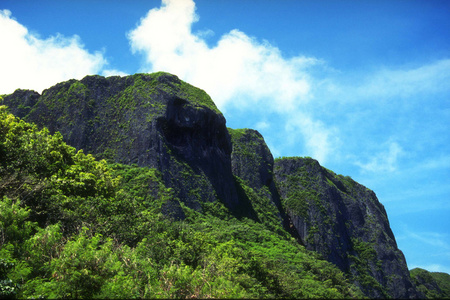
[355,141,404,173]
[319,58,450,105]
[368,154,450,211]
[356,59,450,100]
[405,230,450,250]
[0,9,108,94]
[101,69,129,77]
[255,121,270,131]
[127,0,450,168]
[285,113,340,164]
[396,224,450,274]
[4,0,446,170]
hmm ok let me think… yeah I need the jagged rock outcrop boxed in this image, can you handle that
[3,72,239,211]
[229,129,283,212]
[274,157,420,298]
[227,128,289,231]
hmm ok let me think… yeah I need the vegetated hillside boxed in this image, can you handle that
[0,72,427,298]
[410,268,450,299]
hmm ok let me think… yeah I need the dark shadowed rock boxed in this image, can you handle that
[228,128,299,235]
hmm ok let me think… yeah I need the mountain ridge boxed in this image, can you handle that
[1,72,443,298]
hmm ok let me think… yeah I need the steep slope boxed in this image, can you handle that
[3,73,238,212]
[274,157,420,298]
[228,129,284,227]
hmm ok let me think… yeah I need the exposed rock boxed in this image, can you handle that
[274,157,420,298]
[229,128,282,207]
[228,128,302,236]
[4,73,239,211]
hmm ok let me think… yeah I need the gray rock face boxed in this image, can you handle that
[228,128,288,227]
[274,157,420,299]
[229,128,274,189]
[3,73,239,210]
[229,129,281,205]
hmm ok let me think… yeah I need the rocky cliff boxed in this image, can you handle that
[274,157,419,298]
[3,73,239,214]
[2,72,421,298]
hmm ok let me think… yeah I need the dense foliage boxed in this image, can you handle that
[410,268,450,299]
[0,105,366,298]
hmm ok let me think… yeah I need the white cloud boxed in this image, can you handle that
[0,9,107,94]
[128,0,335,162]
[397,224,450,274]
[359,59,450,99]
[127,0,449,168]
[407,230,450,250]
[356,141,404,173]
[127,0,318,112]
[416,264,450,274]
[254,121,270,131]
[409,263,450,274]
[321,59,450,105]
[285,113,339,164]
[102,69,129,77]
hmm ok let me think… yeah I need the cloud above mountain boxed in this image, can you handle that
[0,10,109,94]
[127,0,450,167]
[128,0,318,112]
[2,0,449,169]
[127,0,337,162]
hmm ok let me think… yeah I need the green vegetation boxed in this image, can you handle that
[0,106,366,298]
[176,77,221,115]
[234,176,284,235]
[348,238,388,298]
[274,156,409,298]
[274,157,326,223]
[410,268,450,299]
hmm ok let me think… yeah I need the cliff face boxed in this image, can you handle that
[3,73,239,212]
[3,72,421,298]
[274,157,419,298]
[229,129,283,213]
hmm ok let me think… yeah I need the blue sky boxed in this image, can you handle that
[1,0,449,274]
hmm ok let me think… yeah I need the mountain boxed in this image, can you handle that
[4,73,238,214]
[0,72,432,298]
